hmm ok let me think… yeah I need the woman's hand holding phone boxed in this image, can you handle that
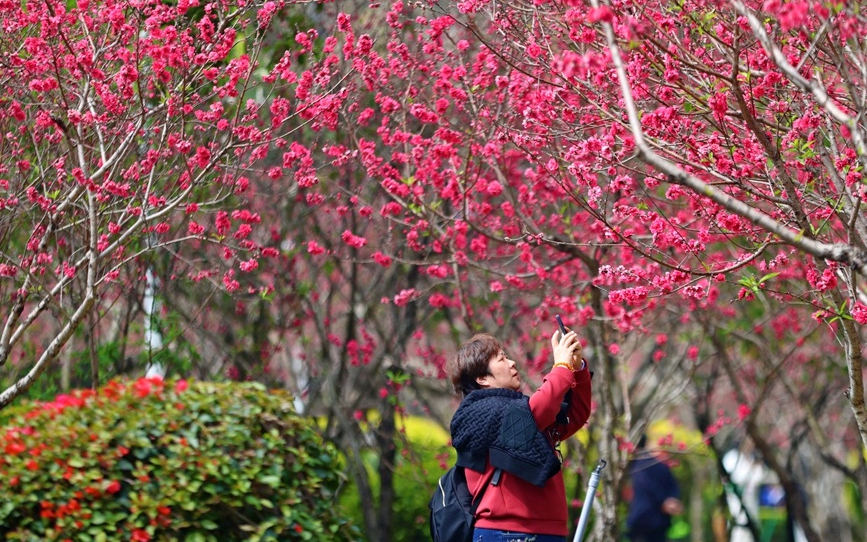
[552,314,583,370]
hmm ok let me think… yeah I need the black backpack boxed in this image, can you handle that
[428,466,497,542]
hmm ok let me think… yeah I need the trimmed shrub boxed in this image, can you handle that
[0,378,359,542]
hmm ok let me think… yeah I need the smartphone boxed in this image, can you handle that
[555,314,567,335]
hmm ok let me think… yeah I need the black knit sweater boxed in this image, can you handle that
[450,388,561,487]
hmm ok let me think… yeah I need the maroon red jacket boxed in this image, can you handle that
[464,365,592,536]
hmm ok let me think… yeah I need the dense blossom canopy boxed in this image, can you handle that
[1,0,866,538]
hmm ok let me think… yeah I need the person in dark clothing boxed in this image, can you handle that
[449,329,592,541]
[626,433,684,542]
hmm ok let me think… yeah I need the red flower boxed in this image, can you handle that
[306,241,325,255]
[106,480,121,494]
[131,529,151,541]
[372,252,392,268]
[587,6,614,23]
[4,441,26,455]
[133,379,153,398]
[25,459,38,471]
[341,230,367,249]
[102,380,124,400]
[193,146,211,168]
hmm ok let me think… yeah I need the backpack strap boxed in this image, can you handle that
[471,467,502,513]
[555,390,572,425]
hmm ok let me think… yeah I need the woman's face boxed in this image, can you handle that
[476,349,521,391]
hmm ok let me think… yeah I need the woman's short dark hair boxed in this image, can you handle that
[451,333,502,397]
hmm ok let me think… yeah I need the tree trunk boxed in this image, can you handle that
[376,403,397,542]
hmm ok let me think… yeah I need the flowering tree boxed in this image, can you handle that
[241,2,719,539]
[252,0,867,539]
[155,179,448,541]
[593,0,867,443]
[110,0,865,538]
[0,0,362,406]
[690,302,864,540]
[500,0,867,538]
[6,0,867,539]
[434,0,867,441]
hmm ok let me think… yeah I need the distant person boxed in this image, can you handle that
[449,328,592,541]
[723,443,808,542]
[626,433,684,542]
[722,444,765,542]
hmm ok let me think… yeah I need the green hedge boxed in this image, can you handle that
[0,378,359,542]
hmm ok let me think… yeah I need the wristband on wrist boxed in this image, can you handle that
[553,361,574,371]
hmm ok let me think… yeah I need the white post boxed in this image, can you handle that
[144,267,165,379]
[573,460,607,542]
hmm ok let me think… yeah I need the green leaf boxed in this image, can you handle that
[259,475,281,488]
[758,272,780,283]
